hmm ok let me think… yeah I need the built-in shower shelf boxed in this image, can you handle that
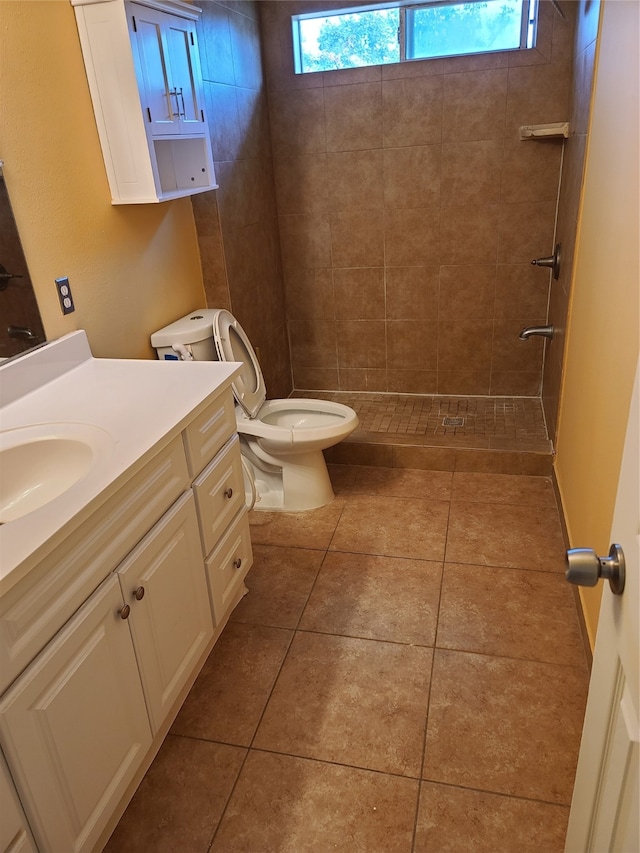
[519,121,570,140]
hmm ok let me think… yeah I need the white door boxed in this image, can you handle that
[564,362,639,851]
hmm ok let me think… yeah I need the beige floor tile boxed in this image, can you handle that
[254,632,433,776]
[330,494,450,561]
[351,465,453,499]
[446,500,566,571]
[300,551,442,645]
[327,463,360,494]
[414,782,569,853]
[104,735,246,853]
[423,649,588,804]
[211,750,418,853]
[231,545,325,629]
[452,471,556,506]
[437,563,587,666]
[171,623,292,746]
[249,498,345,549]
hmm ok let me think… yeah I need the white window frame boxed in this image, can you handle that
[292,0,538,75]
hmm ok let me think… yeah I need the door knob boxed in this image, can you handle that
[565,543,625,594]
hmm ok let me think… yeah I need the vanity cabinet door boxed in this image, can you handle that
[0,575,151,853]
[116,492,213,733]
[0,751,37,853]
[128,2,205,137]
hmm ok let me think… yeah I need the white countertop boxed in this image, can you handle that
[0,331,241,595]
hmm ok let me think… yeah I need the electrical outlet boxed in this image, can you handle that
[55,276,75,315]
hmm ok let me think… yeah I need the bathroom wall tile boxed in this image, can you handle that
[323,64,382,87]
[386,369,438,395]
[440,140,504,206]
[260,3,324,93]
[492,319,545,372]
[338,368,388,392]
[292,366,339,390]
[254,632,433,776]
[330,494,450,561]
[284,267,334,322]
[231,544,324,629]
[382,56,446,80]
[490,371,542,397]
[497,201,557,264]
[205,82,240,162]
[423,649,588,803]
[235,87,271,160]
[327,441,394,467]
[228,7,262,89]
[324,82,383,151]
[494,264,549,318]
[384,208,440,266]
[171,623,292,746]
[198,3,235,85]
[442,69,508,142]
[438,562,585,666]
[439,265,496,320]
[387,321,438,370]
[571,41,596,135]
[328,211,383,268]
[273,154,329,215]
[506,62,572,137]
[383,145,441,209]
[269,88,326,155]
[200,235,231,311]
[501,138,563,203]
[300,551,443,645]
[333,267,385,320]
[414,781,569,853]
[327,150,384,212]
[211,751,418,852]
[392,445,456,471]
[336,320,386,369]
[382,76,443,147]
[575,0,601,54]
[440,204,500,265]
[441,49,510,74]
[445,500,566,571]
[437,370,491,396]
[437,320,494,371]
[278,213,332,271]
[289,318,337,368]
[386,266,439,320]
[249,497,346,549]
[104,735,246,853]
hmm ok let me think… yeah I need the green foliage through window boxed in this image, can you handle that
[292,0,537,74]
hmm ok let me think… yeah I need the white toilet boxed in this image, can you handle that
[151,309,358,511]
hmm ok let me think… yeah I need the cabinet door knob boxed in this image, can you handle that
[233,558,242,570]
[134,586,145,601]
[224,487,233,499]
[119,604,131,620]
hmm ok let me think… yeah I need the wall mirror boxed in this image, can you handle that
[0,165,46,359]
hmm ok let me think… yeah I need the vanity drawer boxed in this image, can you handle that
[0,436,189,693]
[183,389,236,477]
[205,511,252,625]
[192,434,245,558]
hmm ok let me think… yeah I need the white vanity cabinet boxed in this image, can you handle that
[0,384,252,853]
[71,0,216,204]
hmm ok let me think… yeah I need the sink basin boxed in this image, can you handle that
[0,424,114,523]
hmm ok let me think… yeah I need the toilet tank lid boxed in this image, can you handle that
[150,310,217,348]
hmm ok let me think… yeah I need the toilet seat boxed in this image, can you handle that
[212,310,265,418]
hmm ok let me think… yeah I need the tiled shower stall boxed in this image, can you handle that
[193,0,598,453]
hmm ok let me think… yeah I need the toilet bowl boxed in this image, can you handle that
[151,309,358,511]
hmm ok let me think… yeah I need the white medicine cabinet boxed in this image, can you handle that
[71,0,217,204]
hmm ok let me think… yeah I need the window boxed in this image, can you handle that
[292,0,538,74]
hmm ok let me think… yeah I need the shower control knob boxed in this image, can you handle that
[565,544,625,595]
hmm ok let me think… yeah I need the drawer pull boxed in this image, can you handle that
[233,558,242,570]
[134,586,145,601]
[224,487,233,499]
[119,604,131,620]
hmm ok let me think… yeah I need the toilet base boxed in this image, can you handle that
[240,438,335,512]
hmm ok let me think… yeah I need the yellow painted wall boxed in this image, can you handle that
[0,0,205,358]
[554,0,639,647]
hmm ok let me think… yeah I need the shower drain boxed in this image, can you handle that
[442,417,465,427]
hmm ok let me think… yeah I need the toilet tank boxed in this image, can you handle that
[151,310,218,361]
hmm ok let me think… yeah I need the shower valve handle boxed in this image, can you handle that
[531,243,561,280]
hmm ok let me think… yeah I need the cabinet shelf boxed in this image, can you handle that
[71,0,217,204]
